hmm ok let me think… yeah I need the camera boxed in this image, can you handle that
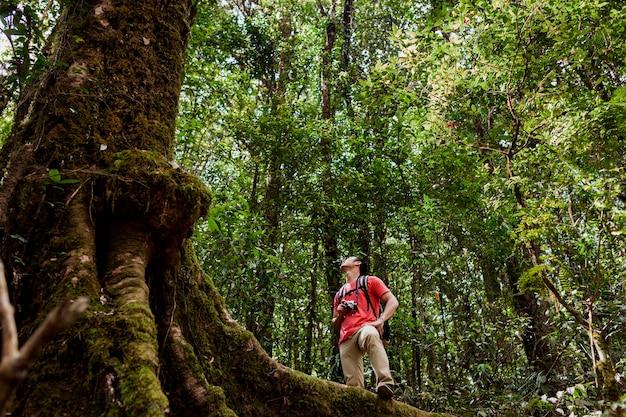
[343,301,358,311]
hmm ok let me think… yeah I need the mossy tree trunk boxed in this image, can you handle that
[0,1,449,416]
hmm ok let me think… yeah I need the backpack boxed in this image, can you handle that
[336,275,391,344]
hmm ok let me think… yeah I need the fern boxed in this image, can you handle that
[518,265,547,293]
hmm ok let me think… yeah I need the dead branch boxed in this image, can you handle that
[0,259,88,414]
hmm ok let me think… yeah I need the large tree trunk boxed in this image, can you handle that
[0,1,447,416]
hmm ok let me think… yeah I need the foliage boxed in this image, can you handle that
[173,0,626,415]
[3,0,622,414]
[0,0,57,141]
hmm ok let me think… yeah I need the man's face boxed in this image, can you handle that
[340,257,360,272]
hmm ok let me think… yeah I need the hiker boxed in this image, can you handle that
[332,256,399,399]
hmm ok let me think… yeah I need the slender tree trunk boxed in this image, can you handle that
[340,0,354,114]
[246,158,281,355]
[316,0,343,379]
[318,0,337,122]
[243,12,293,356]
[480,259,501,303]
[501,133,559,376]
[303,246,319,375]
[409,227,424,391]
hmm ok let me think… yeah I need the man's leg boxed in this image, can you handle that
[339,335,364,388]
[357,325,394,396]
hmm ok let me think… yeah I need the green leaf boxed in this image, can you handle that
[48,169,62,183]
[48,169,79,184]
[59,178,80,184]
[206,217,221,233]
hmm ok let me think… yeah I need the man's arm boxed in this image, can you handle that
[367,291,399,335]
[379,291,399,322]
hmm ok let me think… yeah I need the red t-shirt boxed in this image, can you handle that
[333,275,390,345]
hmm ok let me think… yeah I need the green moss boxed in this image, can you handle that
[105,150,211,235]
[119,365,169,416]
[517,264,547,293]
[79,296,168,416]
[8,0,193,170]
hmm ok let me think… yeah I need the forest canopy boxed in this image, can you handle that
[1,0,626,416]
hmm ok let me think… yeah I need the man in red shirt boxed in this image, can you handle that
[332,256,399,399]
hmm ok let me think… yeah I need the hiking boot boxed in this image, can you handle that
[377,384,394,399]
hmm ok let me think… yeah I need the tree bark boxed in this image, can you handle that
[506,256,555,375]
[409,227,424,391]
[0,0,449,416]
[0,260,88,415]
[316,0,343,381]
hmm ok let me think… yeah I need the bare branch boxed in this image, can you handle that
[0,260,19,358]
[18,296,89,367]
[0,259,88,414]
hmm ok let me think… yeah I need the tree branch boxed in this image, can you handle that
[0,260,19,357]
[0,259,88,414]
[541,275,588,328]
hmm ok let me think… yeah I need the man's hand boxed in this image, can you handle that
[332,303,348,333]
[336,301,348,315]
[365,318,385,337]
[366,291,399,339]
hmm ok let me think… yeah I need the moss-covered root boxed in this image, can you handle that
[163,323,237,417]
[271,364,455,417]
[100,220,168,416]
[230,331,454,417]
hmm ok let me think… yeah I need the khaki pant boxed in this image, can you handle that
[339,325,394,389]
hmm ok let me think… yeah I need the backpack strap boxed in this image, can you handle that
[359,275,376,314]
[336,277,366,307]
[336,283,352,302]
[336,275,378,315]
